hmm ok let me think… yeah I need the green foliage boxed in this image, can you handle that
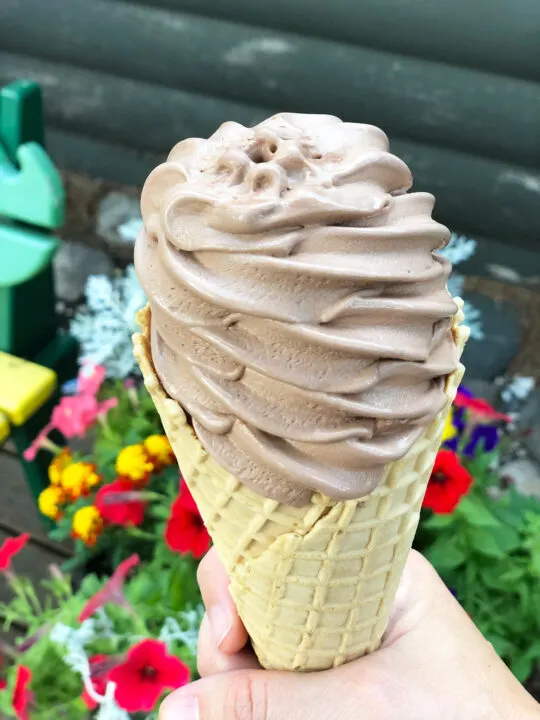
[0,539,202,718]
[416,450,540,682]
[93,380,164,477]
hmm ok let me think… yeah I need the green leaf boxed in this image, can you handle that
[498,565,527,584]
[467,524,521,558]
[530,550,540,578]
[423,535,467,572]
[456,496,498,528]
[422,513,456,530]
[511,654,535,683]
[486,633,514,659]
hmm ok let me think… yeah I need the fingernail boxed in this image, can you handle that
[162,695,199,719]
[208,604,232,648]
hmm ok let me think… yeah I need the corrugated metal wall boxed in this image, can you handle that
[1,0,539,249]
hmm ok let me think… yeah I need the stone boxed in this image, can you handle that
[524,425,540,465]
[96,191,142,259]
[499,457,540,499]
[53,240,114,303]
[461,291,521,381]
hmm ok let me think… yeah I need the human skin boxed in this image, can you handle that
[160,549,540,720]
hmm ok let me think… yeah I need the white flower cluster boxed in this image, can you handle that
[501,376,535,405]
[158,606,204,657]
[70,265,147,379]
[50,613,129,720]
[439,232,484,341]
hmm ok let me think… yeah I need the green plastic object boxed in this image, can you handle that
[0,79,45,163]
[0,80,65,357]
[0,80,64,229]
[0,224,59,287]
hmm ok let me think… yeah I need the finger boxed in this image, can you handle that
[197,614,261,677]
[197,548,249,654]
[160,665,372,720]
[383,550,470,646]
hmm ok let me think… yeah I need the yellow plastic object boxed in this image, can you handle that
[0,411,9,444]
[0,352,57,426]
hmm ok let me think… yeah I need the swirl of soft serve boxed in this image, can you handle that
[135,113,459,506]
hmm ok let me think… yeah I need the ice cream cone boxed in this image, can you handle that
[134,302,467,672]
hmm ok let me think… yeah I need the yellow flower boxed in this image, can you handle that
[115,444,154,484]
[38,486,67,521]
[61,462,101,500]
[48,449,73,486]
[143,435,174,468]
[72,506,103,547]
[442,411,457,443]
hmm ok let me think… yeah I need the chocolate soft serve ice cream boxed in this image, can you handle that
[135,113,459,507]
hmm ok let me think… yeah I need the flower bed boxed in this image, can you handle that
[0,359,538,716]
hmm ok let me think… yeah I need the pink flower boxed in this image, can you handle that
[24,364,117,460]
[23,427,55,462]
[51,395,117,439]
[79,554,139,622]
[0,534,30,572]
[77,364,106,396]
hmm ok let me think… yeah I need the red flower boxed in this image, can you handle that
[0,534,30,572]
[454,390,511,423]
[95,479,146,527]
[165,482,210,559]
[81,655,113,710]
[109,639,190,712]
[79,554,139,622]
[12,666,32,720]
[423,450,473,514]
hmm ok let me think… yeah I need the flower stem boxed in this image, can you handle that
[41,438,63,455]
[126,527,157,541]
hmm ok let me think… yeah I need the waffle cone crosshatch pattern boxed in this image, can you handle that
[134,302,467,671]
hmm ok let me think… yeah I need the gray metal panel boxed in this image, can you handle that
[47,128,162,186]
[131,0,540,81]
[0,53,272,152]
[1,0,539,168]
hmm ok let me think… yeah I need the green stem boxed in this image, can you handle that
[125,603,149,637]
[41,438,63,455]
[9,574,42,619]
[25,582,43,616]
[127,527,158,541]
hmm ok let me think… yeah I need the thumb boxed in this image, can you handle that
[159,666,370,720]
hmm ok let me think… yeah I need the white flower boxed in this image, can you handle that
[439,233,477,265]
[440,232,484,340]
[96,682,130,720]
[51,615,129,718]
[501,376,535,404]
[159,607,204,657]
[71,265,146,379]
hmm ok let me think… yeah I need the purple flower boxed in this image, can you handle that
[444,386,501,457]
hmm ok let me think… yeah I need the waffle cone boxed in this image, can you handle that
[134,303,467,671]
